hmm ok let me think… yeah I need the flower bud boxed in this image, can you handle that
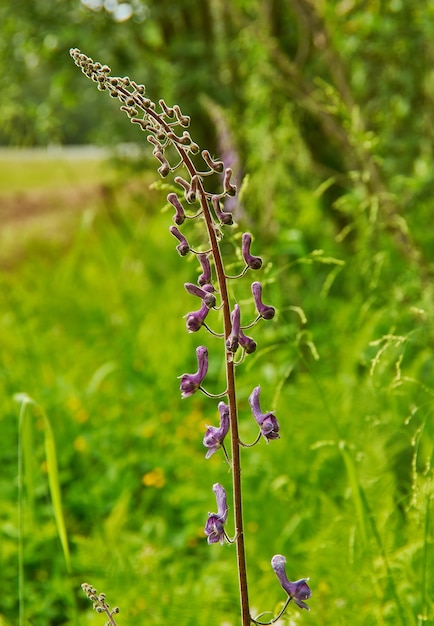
[167,193,185,225]
[184,283,216,308]
[197,254,212,286]
[226,304,240,353]
[251,281,275,319]
[242,233,262,270]
[169,226,190,256]
[185,301,210,332]
[212,195,233,225]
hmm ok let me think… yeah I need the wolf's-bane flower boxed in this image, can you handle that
[251,281,275,320]
[242,233,262,270]
[167,193,185,225]
[203,402,230,458]
[204,483,228,544]
[248,386,280,441]
[169,225,190,256]
[226,304,240,353]
[238,328,257,354]
[185,301,210,332]
[197,253,212,286]
[271,554,312,611]
[212,195,233,225]
[184,283,216,308]
[179,346,208,398]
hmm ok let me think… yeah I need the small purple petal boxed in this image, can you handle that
[242,233,262,270]
[271,555,311,611]
[248,386,280,441]
[251,281,275,320]
[179,346,208,398]
[203,402,230,458]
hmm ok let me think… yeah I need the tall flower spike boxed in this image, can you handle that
[179,346,208,398]
[251,281,276,320]
[226,304,241,353]
[242,233,262,270]
[185,301,210,333]
[204,483,228,544]
[203,402,230,458]
[271,555,312,611]
[248,386,280,441]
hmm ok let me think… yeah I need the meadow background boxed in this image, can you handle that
[1,1,433,625]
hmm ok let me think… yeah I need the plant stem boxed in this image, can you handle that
[198,188,251,626]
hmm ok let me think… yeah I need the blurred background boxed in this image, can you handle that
[1,1,433,624]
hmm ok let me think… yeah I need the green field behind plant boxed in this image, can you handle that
[0,151,432,626]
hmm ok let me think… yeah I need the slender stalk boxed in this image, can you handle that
[198,188,251,626]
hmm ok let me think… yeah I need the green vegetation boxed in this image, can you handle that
[1,1,433,624]
[0,148,432,625]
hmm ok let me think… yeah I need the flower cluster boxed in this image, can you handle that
[70,48,311,623]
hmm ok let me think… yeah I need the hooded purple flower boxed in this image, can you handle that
[248,386,280,441]
[197,253,212,286]
[184,282,216,308]
[226,304,240,353]
[212,194,233,225]
[185,301,210,332]
[167,192,185,225]
[242,233,262,270]
[203,402,230,458]
[204,483,228,544]
[238,328,257,354]
[251,281,275,320]
[169,225,190,256]
[179,346,208,398]
[271,554,311,611]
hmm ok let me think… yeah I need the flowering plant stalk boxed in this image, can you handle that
[70,48,311,625]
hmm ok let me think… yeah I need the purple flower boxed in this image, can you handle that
[212,194,233,225]
[184,282,216,308]
[167,192,185,225]
[179,346,208,398]
[203,402,230,458]
[251,281,275,320]
[238,328,257,354]
[197,253,212,286]
[271,554,311,611]
[185,301,210,332]
[226,304,240,353]
[204,483,228,544]
[169,225,190,256]
[242,233,262,270]
[248,386,280,441]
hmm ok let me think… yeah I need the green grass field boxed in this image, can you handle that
[0,151,432,626]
